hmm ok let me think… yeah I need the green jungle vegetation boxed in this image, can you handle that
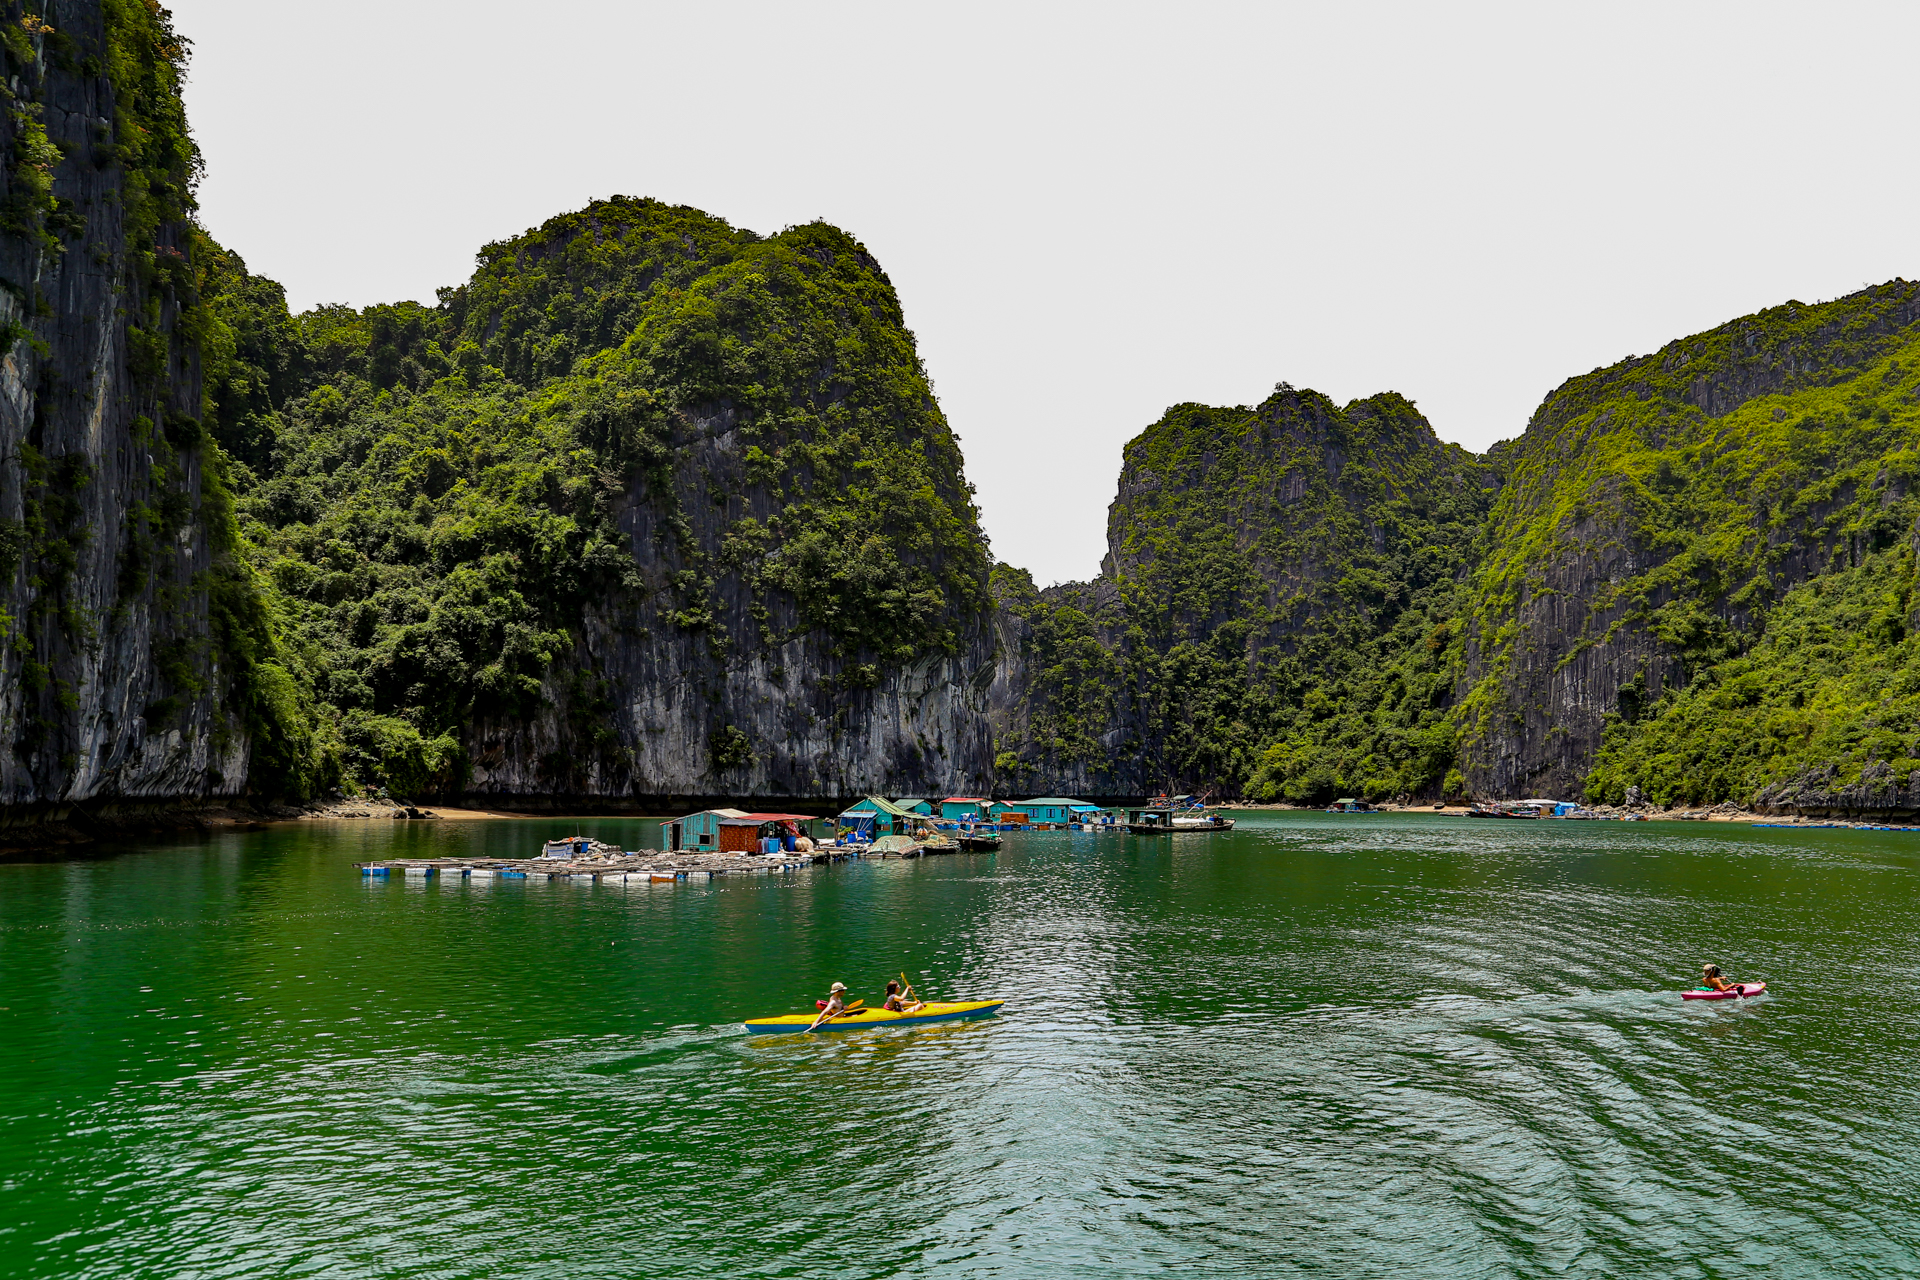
[1585,541,1920,806]
[9,0,1914,810]
[1460,283,1920,803]
[994,389,1498,803]
[997,284,1920,807]
[198,197,990,798]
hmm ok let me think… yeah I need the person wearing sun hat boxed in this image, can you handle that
[806,982,850,1032]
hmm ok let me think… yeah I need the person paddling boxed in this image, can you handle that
[806,983,850,1032]
[1699,963,1737,993]
[882,980,923,1013]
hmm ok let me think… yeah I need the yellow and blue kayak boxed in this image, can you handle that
[743,999,1005,1034]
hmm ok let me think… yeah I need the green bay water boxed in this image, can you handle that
[3,813,1918,1278]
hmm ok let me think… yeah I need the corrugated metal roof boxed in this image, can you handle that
[840,795,911,818]
[942,796,989,803]
[673,807,749,821]
[720,813,819,825]
[1019,797,1083,806]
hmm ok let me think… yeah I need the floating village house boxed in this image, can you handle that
[895,798,935,816]
[836,796,916,841]
[718,813,819,853]
[1068,802,1106,825]
[660,808,748,852]
[1014,797,1086,824]
[941,796,989,821]
[987,801,1032,823]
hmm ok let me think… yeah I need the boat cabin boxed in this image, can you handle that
[1126,808,1172,829]
[1326,798,1372,813]
[718,813,819,853]
[660,808,748,853]
[541,835,594,859]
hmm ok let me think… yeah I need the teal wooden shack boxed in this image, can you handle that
[895,798,935,816]
[659,808,748,853]
[941,796,989,820]
[836,796,914,840]
[987,801,1031,822]
[1017,797,1083,823]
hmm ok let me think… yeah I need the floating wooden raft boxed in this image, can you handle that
[354,852,842,880]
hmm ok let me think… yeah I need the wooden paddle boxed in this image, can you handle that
[900,971,929,1011]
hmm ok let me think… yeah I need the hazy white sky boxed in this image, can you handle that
[168,1,1920,585]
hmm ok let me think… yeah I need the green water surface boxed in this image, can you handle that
[2,813,1917,1277]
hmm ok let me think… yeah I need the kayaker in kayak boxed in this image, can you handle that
[1699,963,1737,993]
[806,983,849,1032]
[882,981,923,1013]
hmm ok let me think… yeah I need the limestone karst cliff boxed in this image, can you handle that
[6,3,1920,828]
[989,388,1496,799]
[992,281,1920,811]
[1491,281,1920,808]
[0,1,292,823]
[223,200,1001,807]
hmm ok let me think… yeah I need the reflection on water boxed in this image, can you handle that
[3,814,1919,1277]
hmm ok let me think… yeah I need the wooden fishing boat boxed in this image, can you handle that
[958,833,1002,851]
[1125,807,1235,834]
[743,1000,1005,1034]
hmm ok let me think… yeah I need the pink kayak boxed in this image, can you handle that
[1682,982,1766,1000]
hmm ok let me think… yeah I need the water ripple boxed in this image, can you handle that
[3,815,1919,1276]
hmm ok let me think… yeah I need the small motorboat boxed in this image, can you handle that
[1681,982,1766,1001]
[1171,813,1234,830]
[744,1000,1006,1034]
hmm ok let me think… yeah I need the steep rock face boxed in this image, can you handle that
[233,199,1000,805]
[0,2,257,819]
[461,389,1002,803]
[991,387,1495,799]
[1459,281,1920,798]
